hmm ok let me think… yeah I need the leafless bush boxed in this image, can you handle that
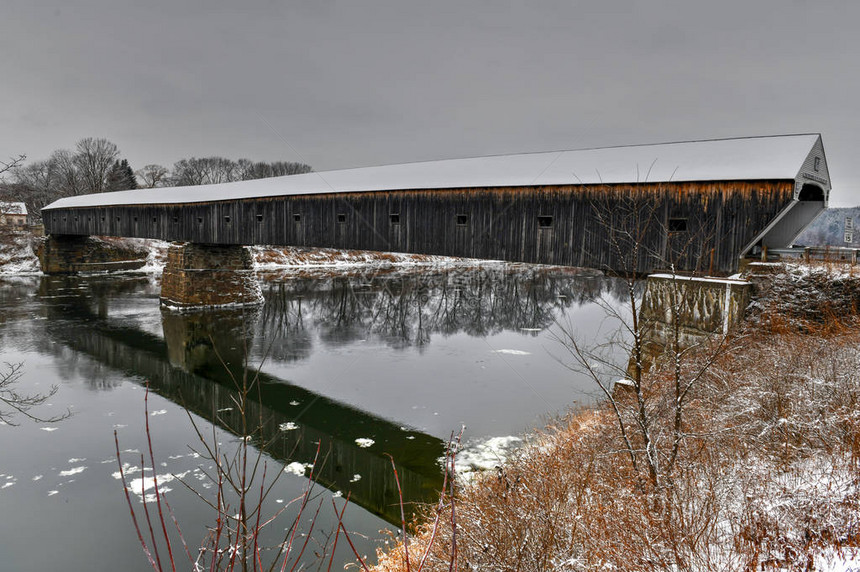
[372,263,860,571]
[118,356,461,571]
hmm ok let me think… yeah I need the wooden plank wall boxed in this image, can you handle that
[42,180,796,275]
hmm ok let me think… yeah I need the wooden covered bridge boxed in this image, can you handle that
[41,134,830,306]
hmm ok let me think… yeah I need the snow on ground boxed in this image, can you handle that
[816,552,860,572]
[0,231,40,274]
[449,435,524,482]
[250,245,488,270]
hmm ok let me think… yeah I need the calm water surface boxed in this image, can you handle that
[0,264,626,570]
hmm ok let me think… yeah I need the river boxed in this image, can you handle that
[0,263,627,570]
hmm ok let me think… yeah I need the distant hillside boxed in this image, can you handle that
[795,206,860,247]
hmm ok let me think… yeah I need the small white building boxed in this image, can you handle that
[0,202,28,227]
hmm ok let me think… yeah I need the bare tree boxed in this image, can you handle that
[171,156,238,186]
[0,363,69,425]
[135,164,169,188]
[550,188,735,568]
[74,137,120,194]
[50,148,84,197]
[238,159,312,180]
[0,154,26,179]
[172,157,312,187]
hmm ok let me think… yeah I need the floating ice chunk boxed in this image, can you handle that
[284,462,310,476]
[32,475,43,481]
[354,438,374,448]
[112,464,142,479]
[332,490,343,498]
[40,427,58,432]
[150,410,167,416]
[2,482,14,489]
[59,466,86,477]
[279,422,299,431]
[68,458,85,463]
[492,349,531,356]
[350,474,361,483]
[289,401,300,406]
[47,490,59,496]
[127,471,188,503]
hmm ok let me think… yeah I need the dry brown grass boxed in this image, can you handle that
[370,263,860,572]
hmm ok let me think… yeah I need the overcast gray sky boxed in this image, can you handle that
[3,1,860,205]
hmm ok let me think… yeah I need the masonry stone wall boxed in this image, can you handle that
[37,235,148,274]
[160,243,262,308]
[640,274,752,340]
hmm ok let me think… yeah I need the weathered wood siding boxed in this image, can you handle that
[43,180,795,274]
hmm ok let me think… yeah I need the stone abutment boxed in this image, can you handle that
[37,235,148,274]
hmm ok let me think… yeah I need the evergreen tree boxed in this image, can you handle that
[106,159,138,191]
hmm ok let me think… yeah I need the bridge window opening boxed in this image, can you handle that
[390,213,400,225]
[456,214,469,226]
[74,217,78,222]
[152,217,157,223]
[63,217,67,222]
[116,217,121,222]
[337,213,347,224]
[173,217,178,223]
[197,217,203,224]
[256,214,263,222]
[293,213,302,222]
[537,215,553,228]
[814,157,821,172]
[799,184,824,202]
[101,216,105,222]
[133,216,138,222]
[224,215,231,223]
[87,216,91,222]
[668,218,688,232]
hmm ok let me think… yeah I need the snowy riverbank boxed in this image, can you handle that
[372,261,860,572]
[0,231,497,276]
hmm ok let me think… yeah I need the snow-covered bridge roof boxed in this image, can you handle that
[43,134,826,210]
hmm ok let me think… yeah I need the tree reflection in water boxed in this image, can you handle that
[25,265,627,527]
[255,264,619,359]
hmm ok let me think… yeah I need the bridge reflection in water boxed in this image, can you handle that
[36,265,621,525]
[38,275,446,525]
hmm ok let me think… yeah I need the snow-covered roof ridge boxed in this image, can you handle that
[43,134,823,210]
[0,202,27,215]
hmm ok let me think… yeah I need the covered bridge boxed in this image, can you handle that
[42,134,829,276]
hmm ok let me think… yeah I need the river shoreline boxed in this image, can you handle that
[372,261,860,571]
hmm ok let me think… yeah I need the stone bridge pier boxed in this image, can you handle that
[39,235,262,309]
[160,243,262,309]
